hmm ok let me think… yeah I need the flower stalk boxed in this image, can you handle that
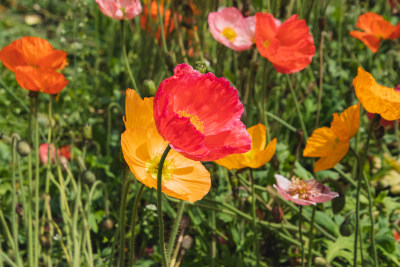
[157,145,172,266]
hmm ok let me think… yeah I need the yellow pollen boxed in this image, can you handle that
[177,110,204,133]
[146,155,174,181]
[288,177,310,199]
[264,40,270,48]
[222,27,238,42]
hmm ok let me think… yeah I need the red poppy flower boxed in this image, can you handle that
[153,63,251,161]
[0,36,68,94]
[255,13,316,74]
[350,12,400,53]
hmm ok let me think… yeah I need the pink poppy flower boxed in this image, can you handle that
[366,83,400,128]
[273,174,339,206]
[208,7,255,52]
[95,0,142,20]
[153,63,251,161]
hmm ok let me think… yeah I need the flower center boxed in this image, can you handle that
[288,177,313,199]
[263,40,270,48]
[222,27,238,42]
[177,110,204,133]
[146,154,174,181]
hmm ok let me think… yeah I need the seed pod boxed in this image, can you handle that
[143,80,156,96]
[340,218,354,236]
[182,235,193,250]
[82,170,96,185]
[17,141,31,157]
[318,17,326,32]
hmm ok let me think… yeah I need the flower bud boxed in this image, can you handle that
[272,203,284,223]
[83,124,93,140]
[332,195,345,214]
[180,216,190,230]
[194,61,207,74]
[318,17,326,32]
[101,218,114,230]
[164,51,177,72]
[340,218,354,236]
[182,235,193,250]
[82,170,96,184]
[40,234,51,249]
[314,256,328,266]
[17,141,31,157]
[143,80,157,96]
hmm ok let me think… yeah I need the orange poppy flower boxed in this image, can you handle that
[353,67,400,121]
[121,89,211,203]
[303,104,360,172]
[140,0,174,41]
[255,13,315,74]
[350,12,400,53]
[0,36,68,94]
[215,124,276,170]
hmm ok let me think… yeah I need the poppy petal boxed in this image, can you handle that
[14,66,68,94]
[349,31,381,53]
[123,89,154,129]
[314,141,349,172]
[303,127,337,157]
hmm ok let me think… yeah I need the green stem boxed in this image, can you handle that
[250,169,260,266]
[265,111,297,132]
[45,97,53,193]
[157,145,172,267]
[352,115,376,267]
[11,137,22,267]
[128,184,145,267]
[27,154,34,267]
[299,206,304,267]
[156,0,168,53]
[106,102,123,157]
[120,20,139,94]
[307,206,316,267]
[118,178,133,267]
[286,74,308,140]
[211,210,216,267]
[167,200,186,261]
[362,170,378,266]
[314,26,325,129]
[33,95,40,267]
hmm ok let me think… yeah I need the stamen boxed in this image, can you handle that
[177,110,204,133]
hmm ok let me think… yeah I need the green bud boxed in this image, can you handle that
[83,124,93,140]
[314,256,328,267]
[340,218,354,236]
[332,195,345,214]
[17,141,31,157]
[194,61,207,74]
[82,170,96,184]
[143,80,157,96]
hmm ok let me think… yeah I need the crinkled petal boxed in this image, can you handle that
[314,141,349,172]
[350,31,381,53]
[123,89,154,129]
[353,67,400,121]
[303,127,337,158]
[274,174,291,191]
[15,66,68,94]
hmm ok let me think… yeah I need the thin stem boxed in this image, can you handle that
[27,154,34,267]
[352,115,376,266]
[314,26,325,128]
[286,75,308,140]
[156,0,168,53]
[118,178,133,267]
[157,145,172,267]
[11,137,22,267]
[120,20,139,94]
[250,169,260,266]
[168,200,186,261]
[307,206,316,267]
[33,95,40,267]
[299,206,304,267]
[128,183,146,267]
[362,171,378,266]
[211,210,216,267]
[265,111,297,132]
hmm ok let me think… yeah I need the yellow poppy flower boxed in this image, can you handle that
[215,124,277,170]
[121,89,211,203]
[303,103,360,172]
[353,67,400,121]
